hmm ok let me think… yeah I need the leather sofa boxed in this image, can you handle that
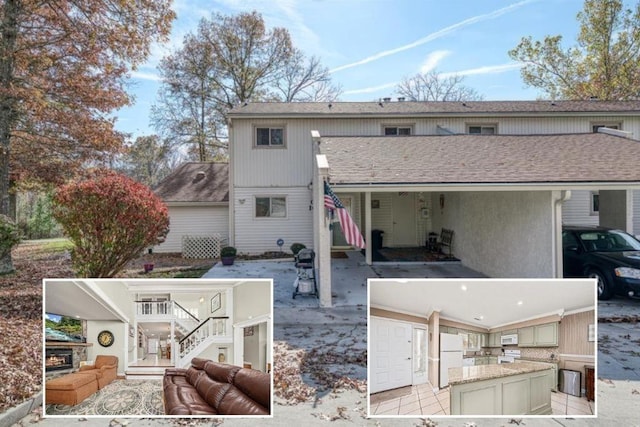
[78,355,118,389]
[163,358,270,415]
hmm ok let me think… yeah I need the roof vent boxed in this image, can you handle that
[589,96,598,101]
[383,97,391,102]
[397,97,405,102]
[328,103,332,109]
[194,171,206,182]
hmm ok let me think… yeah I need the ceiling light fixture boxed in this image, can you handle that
[461,285,467,291]
[199,297,204,303]
[517,301,523,306]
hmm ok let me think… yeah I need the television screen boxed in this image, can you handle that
[45,313,85,342]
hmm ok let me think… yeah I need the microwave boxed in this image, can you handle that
[500,334,518,345]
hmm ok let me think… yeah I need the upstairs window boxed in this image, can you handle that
[255,127,285,147]
[467,125,497,135]
[255,196,286,218]
[384,126,412,136]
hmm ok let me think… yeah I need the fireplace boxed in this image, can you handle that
[45,348,73,372]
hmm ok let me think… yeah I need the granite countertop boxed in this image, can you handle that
[448,361,553,386]
[518,357,559,364]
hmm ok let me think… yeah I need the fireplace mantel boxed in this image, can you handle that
[46,342,93,347]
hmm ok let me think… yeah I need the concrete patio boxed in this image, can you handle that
[202,250,486,309]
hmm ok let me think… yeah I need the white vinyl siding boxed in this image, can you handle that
[562,191,599,228]
[234,187,312,254]
[154,205,229,253]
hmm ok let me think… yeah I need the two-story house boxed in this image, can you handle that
[44,279,272,377]
[227,100,640,306]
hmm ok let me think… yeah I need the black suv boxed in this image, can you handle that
[563,226,640,300]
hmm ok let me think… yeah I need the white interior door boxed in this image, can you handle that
[413,327,428,385]
[391,193,416,246]
[370,317,412,393]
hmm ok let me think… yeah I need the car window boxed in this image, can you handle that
[562,231,580,249]
[577,230,640,252]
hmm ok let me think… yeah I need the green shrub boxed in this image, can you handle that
[0,214,21,259]
[220,246,237,257]
[290,242,306,255]
[52,169,170,277]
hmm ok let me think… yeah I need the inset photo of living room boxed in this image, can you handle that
[43,278,273,418]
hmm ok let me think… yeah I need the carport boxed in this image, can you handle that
[312,130,640,307]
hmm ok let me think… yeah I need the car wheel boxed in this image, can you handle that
[588,269,613,300]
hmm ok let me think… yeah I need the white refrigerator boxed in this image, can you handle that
[439,333,463,388]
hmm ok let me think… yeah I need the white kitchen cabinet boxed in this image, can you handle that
[488,332,501,347]
[517,323,558,347]
[535,323,558,346]
[518,326,535,347]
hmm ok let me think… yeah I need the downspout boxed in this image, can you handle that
[552,190,571,278]
[227,118,235,247]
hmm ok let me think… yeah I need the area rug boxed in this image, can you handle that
[45,379,163,416]
[376,247,460,262]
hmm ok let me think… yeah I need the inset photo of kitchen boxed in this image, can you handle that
[368,278,596,418]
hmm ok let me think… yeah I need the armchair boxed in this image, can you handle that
[79,355,118,389]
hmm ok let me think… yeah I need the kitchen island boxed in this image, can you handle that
[449,361,555,415]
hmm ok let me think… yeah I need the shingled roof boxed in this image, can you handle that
[319,133,640,185]
[228,100,640,118]
[154,162,229,203]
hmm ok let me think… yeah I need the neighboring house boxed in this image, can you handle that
[44,279,272,376]
[153,162,229,255]
[226,100,640,306]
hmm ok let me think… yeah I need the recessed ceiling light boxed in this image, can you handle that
[474,315,484,321]
[397,279,409,284]
[517,301,523,306]
[75,315,80,318]
[461,285,467,291]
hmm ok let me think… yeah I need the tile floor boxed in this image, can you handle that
[370,383,594,416]
[370,382,449,416]
[551,390,595,416]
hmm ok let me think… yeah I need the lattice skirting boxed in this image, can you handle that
[182,234,224,258]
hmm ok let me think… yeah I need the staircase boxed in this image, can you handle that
[177,316,230,368]
[126,300,231,378]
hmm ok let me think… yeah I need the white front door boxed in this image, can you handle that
[370,317,412,393]
[413,327,428,385]
[391,193,417,246]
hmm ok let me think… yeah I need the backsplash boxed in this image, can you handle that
[518,347,557,360]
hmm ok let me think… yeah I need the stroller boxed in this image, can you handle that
[292,248,318,299]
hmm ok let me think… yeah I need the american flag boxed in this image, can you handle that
[324,181,366,249]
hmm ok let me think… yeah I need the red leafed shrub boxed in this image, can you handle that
[52,169,170,277]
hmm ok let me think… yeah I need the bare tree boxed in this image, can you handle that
[273,50,342,102]
[396,71,484,101]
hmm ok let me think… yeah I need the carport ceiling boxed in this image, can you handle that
[370,279,595,329]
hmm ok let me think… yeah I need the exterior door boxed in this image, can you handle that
[370,317,412,393]
[391,193,417,246]
[413,327,428,385]
[331,195,354,248]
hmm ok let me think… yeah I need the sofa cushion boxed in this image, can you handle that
[46,372,96,391]
[233,368,271,410]
[163,384,217,415]
[95,355,117,369]
[190,357,209,370]
[195,374,232,409]
[217,386,269,415]
[204,362,240,384]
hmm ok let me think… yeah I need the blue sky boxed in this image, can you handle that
[117,0,593,138]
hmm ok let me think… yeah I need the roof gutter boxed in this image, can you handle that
[329,182,640,193]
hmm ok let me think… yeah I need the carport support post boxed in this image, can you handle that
[314,152,332,307]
